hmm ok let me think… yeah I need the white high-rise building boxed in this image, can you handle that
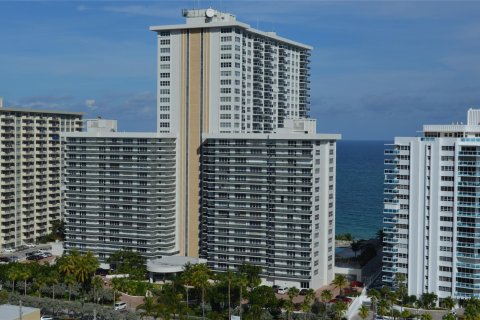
[0,105,83,250]
[151,8,311,135]
[201,119,339,289]
[150,8,313,259]
[62,9,339,289]
[62,119,178,260]
[383,109,480,299]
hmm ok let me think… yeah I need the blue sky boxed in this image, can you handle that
[1,1,479,140]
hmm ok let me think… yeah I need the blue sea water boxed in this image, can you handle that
[335,140,388,240]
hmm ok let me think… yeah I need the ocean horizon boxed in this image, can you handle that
[335,140,389,240]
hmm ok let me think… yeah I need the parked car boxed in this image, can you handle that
[277,287,288,295]
[8,256,19,263]
[25,243,36,248]
[0,256,9,263]
[272,285,280,293]
[3,248,16,253]
[114,302,127,311]
[26,254,43,261]
[299,289,309,295]
[40,316,54,320]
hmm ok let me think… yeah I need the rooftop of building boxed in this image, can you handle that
[150,8,312,50]
[423,108,480,135]
[147,256,207,274]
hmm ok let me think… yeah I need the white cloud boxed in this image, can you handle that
[85,99,98,110]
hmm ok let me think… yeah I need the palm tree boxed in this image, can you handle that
[91,275,103,303]
[181,262,194,308]
[358,305,369,320]
[191,264,210,320]
[368,288,381,319]
[34,274,47,297]
[442,313,455,320]
[218,269,236,320]
[18,265,31,296]
[48,270,60,300]
[420,313,433,320]
[331,274,348,295]
[301,289,315,320]
[351,240,361,258]
[442,296,455,311]
[288,286,300,301]
[235,273,248,319]
[137,296,158,320]
[75,251,99,293]
[7,265,20,293]
[284,299,295,320]
[332,301,348,320]
[64,273,76,301]
[320,289,332,303]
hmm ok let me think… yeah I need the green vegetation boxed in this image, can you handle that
[335,233,353,241]
[106,250,147,280]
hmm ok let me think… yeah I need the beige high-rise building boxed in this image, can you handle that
[150,8,312,258]
[0,103,82,250]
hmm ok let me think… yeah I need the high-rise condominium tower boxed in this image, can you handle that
[383,109,480,299]
[63,9,338,289]
[150,8,313,258]
[63,119,178,260]
[0,105,82,250]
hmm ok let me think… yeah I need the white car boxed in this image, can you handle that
[25,243,36,248]
[114,301,127,310]
[40,316,53,320]
[277,287,288,295]
[3,248,15,253]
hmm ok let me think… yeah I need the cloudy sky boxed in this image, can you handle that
[1,0,479,140]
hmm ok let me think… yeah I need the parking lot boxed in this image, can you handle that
[0,244,55,264]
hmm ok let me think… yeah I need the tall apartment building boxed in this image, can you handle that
[0,104,82,250]
[202,120,339,289]
[61,9,339,289]
[62,119,178,260]
[383,109,480,299]
[150,8,312,258]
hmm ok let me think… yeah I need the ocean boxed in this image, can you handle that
[335,140,388,240]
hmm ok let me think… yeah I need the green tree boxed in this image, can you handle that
[332,301,348,320]
[301,289,316,320]
[331,274,349,295]
[107,250,146,280]
[284,299,295,320]
[191,264,211,320]
[320,289,332,303]
[238,263,262,290]
[368,288,381,318]
[464,297,480,320]
[358,305,369,320]
[7,264,20,293]
[351,240,361,258]
[136,296,158,320]
[91,275,103,303]
[217,269,236,319]
[64,273,76,301]
[75,251,99,291]
[441,296,455,311]
[235,274,248,320]
[420,313,433,320]
[18,264,31,296]
[47,270,60,300]
[420,292,438,309]
[442,313,456,320]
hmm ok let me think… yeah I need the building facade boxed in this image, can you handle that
[383,109,480,299]
[62,119,179,260]
[150,8,313,258]
[201,123,339,289]
[0,106,82,250]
